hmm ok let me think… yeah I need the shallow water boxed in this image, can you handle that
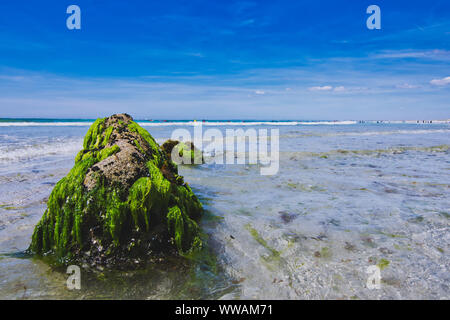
[0,122,449,299]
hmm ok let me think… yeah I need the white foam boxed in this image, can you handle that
[0,120,448,127]
[139,121,300,126]
[331,129,450,137]
[0,139,82,163]
[0,121,354,127]
[0,122,92,127]
[297,121,358,125]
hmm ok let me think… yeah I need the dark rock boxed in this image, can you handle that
[279,211,298,223]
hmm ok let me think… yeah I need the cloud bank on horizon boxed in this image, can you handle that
[0,0,449,120]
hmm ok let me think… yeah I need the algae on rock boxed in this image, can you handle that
[161,139,204,165]
[29,114,203,267]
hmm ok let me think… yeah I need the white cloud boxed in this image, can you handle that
[374,50,450,61]
[185,52,204,58]
[334,86,346,92]
[0,75,26,81]
[396,83,420,89]
[430,76,450,86]
[309,85,333,92]
[254,90,265,95]
[309,85,347,92]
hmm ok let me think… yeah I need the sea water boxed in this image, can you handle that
[0,120,448,299]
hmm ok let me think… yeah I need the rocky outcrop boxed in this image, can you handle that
[161,140,204,165]
[29,114,203,267]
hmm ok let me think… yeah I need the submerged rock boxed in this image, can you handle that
[161,140,204,165]
[29,114,203,267]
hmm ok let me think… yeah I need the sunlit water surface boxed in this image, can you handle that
[0,122,449,299]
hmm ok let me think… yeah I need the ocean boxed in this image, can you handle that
[0,119,449,299]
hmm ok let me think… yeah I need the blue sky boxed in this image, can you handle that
[0,0,449,119]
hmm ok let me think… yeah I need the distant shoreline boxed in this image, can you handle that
[0,119,449,127]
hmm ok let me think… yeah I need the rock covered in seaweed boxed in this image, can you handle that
[161,139,204,165]
[29,114,203,267]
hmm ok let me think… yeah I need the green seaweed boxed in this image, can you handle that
[167,205,202,253]
[161,140,203,165]
[380,231,407,239]
[320,247,332,258]
[174,142,203,164]
[134,139,145,154]
[377,258,390,270]
[245,224,280,259]
[127,121,162,166]
[439,212,450,219]
[0,205,23,210]
[98,145,120,162]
